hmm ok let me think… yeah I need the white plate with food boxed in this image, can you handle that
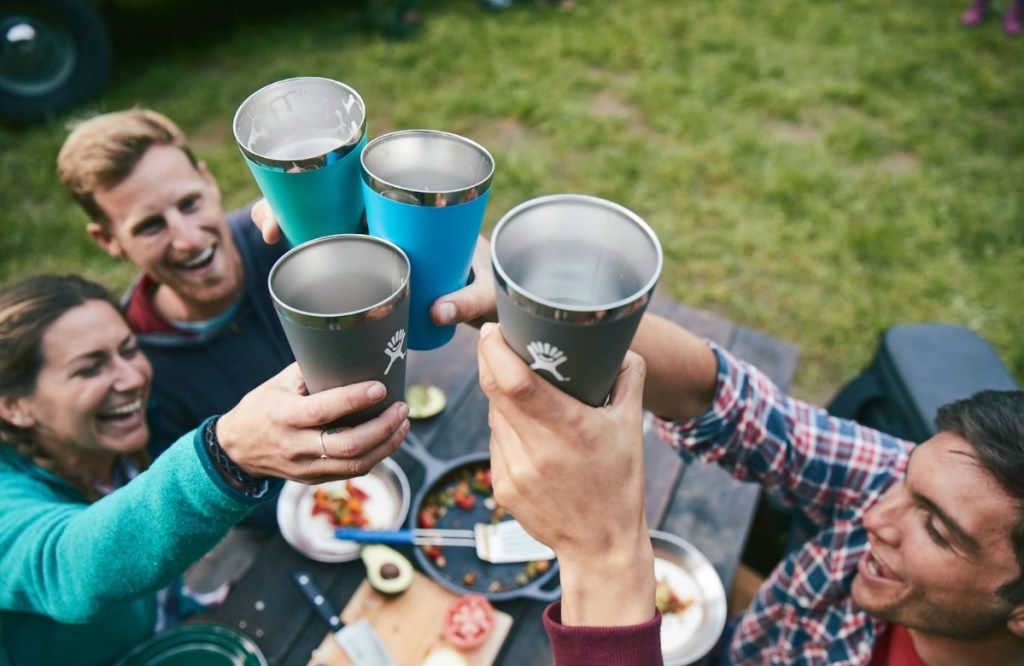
[649,530,728,665]
[278,457,410,562]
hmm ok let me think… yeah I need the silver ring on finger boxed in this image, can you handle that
[319,428,331,460]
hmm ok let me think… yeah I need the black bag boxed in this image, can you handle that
[827,322,1019,442]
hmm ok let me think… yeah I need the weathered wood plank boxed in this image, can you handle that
[730,326,800,391]
[495,604,554,665]
[671,304,736,349]
[643,416,685,530]
[211,535,344,664]
[660,463,761,597]
[652,289,736,348]
[407,324,481,447]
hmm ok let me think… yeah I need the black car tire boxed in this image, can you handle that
[0,0,112,125]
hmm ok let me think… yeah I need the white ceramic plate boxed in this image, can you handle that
[278,457,410,562]
[649,530,728,666]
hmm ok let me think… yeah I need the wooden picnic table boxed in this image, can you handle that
[209,295,800,665]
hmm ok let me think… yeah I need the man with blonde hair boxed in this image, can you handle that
[58,110,296,505]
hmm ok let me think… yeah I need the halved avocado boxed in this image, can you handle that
[406,384,446,420]
[361,544,414,596]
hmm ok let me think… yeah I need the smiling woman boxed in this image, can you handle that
[4,293,151,492]
[0,274,413,666]
[0,275,150,496]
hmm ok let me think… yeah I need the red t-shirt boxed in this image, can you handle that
[870,624,926,666]
[124,275,178,335]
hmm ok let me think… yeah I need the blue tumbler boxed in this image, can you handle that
[233,77,367,246]
[361,130,494,351]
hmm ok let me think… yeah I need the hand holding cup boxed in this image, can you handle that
[490,194,662,406]
[477,323,655,627]
[216,363,410,484]
[268,235,411,428]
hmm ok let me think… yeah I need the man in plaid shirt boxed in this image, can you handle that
[478,313,1024,665]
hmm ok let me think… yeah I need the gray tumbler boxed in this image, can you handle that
[269,235,410,427]
[491,194,663,406]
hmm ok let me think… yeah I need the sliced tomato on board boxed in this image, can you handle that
[442,594,496,650]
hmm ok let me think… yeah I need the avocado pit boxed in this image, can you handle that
[361,544,414,596]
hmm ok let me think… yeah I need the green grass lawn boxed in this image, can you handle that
[0,0,1020,403]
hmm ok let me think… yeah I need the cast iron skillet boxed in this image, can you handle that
[401,433,560,602]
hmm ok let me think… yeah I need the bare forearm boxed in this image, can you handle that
[557,524,657,627]
[631,313,718,420]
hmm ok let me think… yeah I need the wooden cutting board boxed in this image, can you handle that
[306,571,512,666]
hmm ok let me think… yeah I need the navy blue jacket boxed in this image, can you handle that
[123,205,293,529]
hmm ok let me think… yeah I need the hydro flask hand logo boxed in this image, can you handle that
[384,329,406,375]
[526,341,571,382]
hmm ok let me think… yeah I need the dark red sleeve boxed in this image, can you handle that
[543,602,664,665]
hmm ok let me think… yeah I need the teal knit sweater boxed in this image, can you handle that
[0,417,274,666]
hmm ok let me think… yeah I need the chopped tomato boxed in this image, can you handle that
[346,480,370,501]
[419,505,439,529]
[312,490,334,511]
[470,468,492,493]
[442,594,496,650]
[525,559,550,579]
[311,486,368,528]
[453,480,475,510]
[655,578,694,614]
[422,544,447,568]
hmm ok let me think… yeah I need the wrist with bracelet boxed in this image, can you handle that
[204,416,266,496]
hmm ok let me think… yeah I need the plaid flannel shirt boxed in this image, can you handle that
[656,343,915,665]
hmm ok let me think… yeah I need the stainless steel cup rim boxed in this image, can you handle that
[360,129,495,207]
[268,234,410,330]
[233,77,367,171]
[491,194,663,325]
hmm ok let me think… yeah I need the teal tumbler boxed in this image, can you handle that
[234,77,367,246]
